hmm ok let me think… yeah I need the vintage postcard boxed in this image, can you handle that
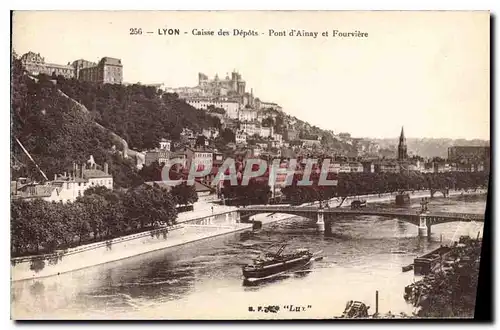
[10,11,490,320]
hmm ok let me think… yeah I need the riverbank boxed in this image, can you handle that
[404,235,481,318]
[11,207,248,282]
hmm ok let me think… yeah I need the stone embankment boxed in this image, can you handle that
[11,202,248,282]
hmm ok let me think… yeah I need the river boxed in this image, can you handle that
[11,195,486,320]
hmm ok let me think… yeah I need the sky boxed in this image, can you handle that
[12,11,490,140]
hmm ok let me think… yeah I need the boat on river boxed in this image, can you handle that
[242,244,313,280]
[413,245,452,275]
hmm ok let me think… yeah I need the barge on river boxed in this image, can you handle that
[413,245,452,275]
[242,244,313,280]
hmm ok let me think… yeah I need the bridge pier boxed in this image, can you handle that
[418,214,431,237]
[317,210,325,232]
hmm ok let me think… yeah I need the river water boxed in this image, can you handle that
[11,195,486,320]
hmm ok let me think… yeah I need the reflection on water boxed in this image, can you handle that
[11,195,486,319]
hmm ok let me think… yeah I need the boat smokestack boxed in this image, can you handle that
[375,290,379,315]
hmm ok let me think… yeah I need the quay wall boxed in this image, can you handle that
[11,211,248,282]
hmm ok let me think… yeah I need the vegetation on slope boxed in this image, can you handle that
[55,76,222,150]
[11,58,143,188]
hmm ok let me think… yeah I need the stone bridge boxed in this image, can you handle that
[237,205,484,237]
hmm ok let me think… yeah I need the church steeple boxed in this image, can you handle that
[398,126,408,160]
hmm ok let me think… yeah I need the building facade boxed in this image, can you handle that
[448,146,490,163]
[20,52,74,78]
[12,162,113,204]
[20,52,123,84]
[78,57,123,84]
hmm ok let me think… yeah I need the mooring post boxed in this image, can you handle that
[375,290,379,315]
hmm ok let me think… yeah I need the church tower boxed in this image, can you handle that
[398,126,408,160]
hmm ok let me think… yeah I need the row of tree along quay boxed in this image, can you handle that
[404,236,482,318]
[280,171,489,206]
[10,182,198,258]
[142,161,488,207]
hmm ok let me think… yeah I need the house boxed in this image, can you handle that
[183,147,213,172]
[12,161,113,204]
[159,138,171,151]
[374,161,400,173]
[145,150,171,166]
[235,131,247,145]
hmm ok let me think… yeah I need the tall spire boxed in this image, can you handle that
[398,126,408,161]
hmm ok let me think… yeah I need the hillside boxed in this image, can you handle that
[55,77,222,151]
[371,138,490,159]
[11,58,143,187]
[11,56,226,187]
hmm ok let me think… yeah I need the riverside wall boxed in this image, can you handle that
[11,211,250,282]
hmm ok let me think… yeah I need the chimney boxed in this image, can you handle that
[64,171,67,178]
[104,162,109,175]
[54,174,57,181]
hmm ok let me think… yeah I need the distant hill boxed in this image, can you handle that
[371,138,490,159]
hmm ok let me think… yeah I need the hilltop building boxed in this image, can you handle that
[75,57,123,84]
[198,71,246,96]
[20,52,74,78]
[19,51,123,84]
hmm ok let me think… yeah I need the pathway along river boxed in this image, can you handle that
[12,195,486,319]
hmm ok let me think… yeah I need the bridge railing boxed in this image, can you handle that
[241,206,484,221]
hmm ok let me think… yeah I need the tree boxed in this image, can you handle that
[171,182,199,206]
[221,128,235,143]
[262,117,274,128]
[124,184,177,229]
[195,135,206,147]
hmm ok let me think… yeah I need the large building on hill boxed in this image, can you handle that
[20,52,75,78]
[76,57,123,84]
[198,71,246,96]
[168,71,246,98]
[19,51,123,84]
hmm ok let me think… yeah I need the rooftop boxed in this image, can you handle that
[100,57,122,66]
[83,168,112,179]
